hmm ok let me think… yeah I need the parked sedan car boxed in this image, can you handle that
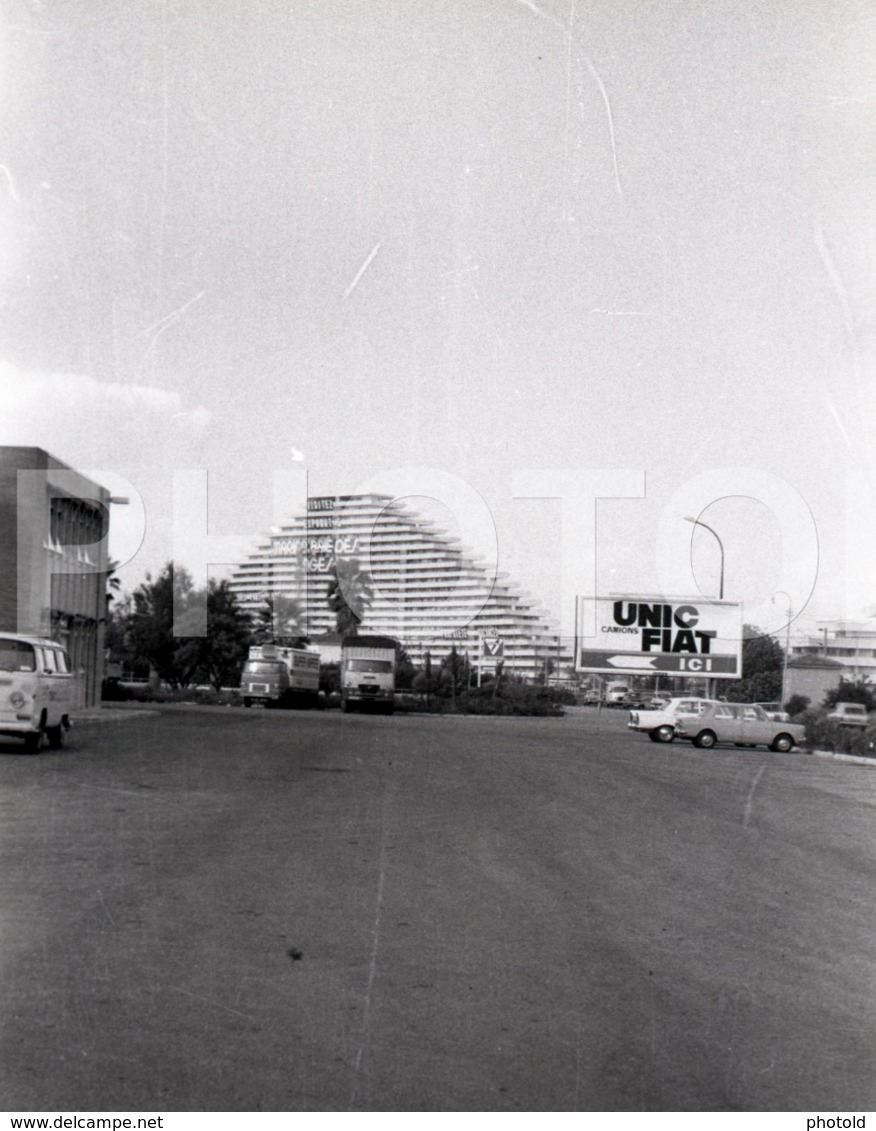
[673,702,805,752]
[628,697,717,743]
[755,701,790,722]
[826,702,870,728]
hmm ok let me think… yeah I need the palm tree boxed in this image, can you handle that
[254,593,309,647]
[326,558,374,637]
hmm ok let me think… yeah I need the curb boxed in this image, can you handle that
[810,748,876,767]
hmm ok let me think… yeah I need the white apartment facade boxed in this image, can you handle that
[789,617,876,684]
[228,493,571,678]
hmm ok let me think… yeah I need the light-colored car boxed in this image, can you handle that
[754,701,790,722]
[628,697,718,743]
[826,702,870,728]
[673,702,805,752]
[0,634,82,752]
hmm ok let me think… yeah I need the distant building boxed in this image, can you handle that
[785,654,843,708]
[790,619,876,686]
[229,493,571,678]
[0,447,110,706]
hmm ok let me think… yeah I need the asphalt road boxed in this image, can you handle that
[1,705,873,1112]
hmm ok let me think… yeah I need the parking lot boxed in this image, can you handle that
[1,704,874,1111]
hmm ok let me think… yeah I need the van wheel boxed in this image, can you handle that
[243,697,252,708]
[771,733,794,753]
[694,730,717,749]
[46,725,64,749]
[23,732,42,754]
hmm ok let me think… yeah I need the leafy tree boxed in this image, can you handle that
[412,650,434,704]
[199,579,252,690]
[785,694,811,717]
[127,564,203,688]
[326,558,374,637]
[725,624,784,703]
[103,592,141,674]
[126,565,250,690]
[395,644,417,690]
[822,679,876,712]
[437,646,472,702]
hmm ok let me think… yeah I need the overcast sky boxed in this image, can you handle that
[1,0,873,639]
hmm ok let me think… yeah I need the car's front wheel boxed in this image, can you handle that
[693,729,717,749]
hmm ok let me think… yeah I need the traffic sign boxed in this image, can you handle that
[482,636,504,658]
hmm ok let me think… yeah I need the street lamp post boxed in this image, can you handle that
[772,590,792,708]
[684,516,725,600]
[684,516,725,699]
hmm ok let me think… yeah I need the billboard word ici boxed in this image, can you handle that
[576,597,743,679]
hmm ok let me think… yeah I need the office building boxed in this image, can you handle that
[0,447,110,705]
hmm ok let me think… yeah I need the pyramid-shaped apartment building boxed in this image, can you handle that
[228,494,570,678]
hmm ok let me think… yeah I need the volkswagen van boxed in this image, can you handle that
[0,634,82,752]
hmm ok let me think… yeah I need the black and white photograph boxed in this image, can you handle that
[0,0,873,1119]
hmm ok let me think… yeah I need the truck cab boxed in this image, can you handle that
[340,635,397,714]
[241,653,289,707]
[241,644,320,708]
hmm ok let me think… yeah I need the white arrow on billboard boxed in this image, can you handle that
[607,655,657,669]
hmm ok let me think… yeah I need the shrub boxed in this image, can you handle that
[101,678,131,702]
[122,685,241,707]
[784,694,810,718]
[804,712,876,757]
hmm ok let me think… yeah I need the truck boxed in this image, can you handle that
[241,644,320,709]
[340,635,397,714]
[601,678,628,705]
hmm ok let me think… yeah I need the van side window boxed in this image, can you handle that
[41,647,57,673]
[54,650,70,674]
[0,639,36,672]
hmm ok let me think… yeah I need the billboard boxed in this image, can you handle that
[576,596,743,679]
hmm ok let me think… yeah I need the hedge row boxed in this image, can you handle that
[801,711,876,757]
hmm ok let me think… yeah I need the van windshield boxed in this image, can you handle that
[244,661,283,675]
[0,639,36,672]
